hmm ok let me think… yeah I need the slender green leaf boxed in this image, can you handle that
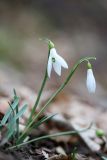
[14,104,27,120]
[0,97,19,126]
[16,103,19,138]
[7,104,27,130]
[8,123,92,149]
[17,114,57,143]
[2,104,27,145]
[13,89,20,138]
[33,113,57,128]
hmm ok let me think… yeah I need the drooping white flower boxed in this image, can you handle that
[86,69,96,93]
[47,48,68,78]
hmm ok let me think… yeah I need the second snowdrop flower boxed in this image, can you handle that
[86,62,96,93]
[47,47,68,78]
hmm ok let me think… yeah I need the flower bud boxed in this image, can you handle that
[86,62,96,93]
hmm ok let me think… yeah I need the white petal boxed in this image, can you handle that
[49,48,68,77]
[50,48,57,57]
[47,55,52,78]
[53,61,61,76]
[55,54,68,69]
[86,69,96,93]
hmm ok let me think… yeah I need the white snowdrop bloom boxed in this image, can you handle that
[47,48,68,78]
[86,69,96,93]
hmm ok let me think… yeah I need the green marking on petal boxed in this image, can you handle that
[52,57,55,63]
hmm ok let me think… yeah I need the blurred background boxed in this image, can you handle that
[0,0,107,107]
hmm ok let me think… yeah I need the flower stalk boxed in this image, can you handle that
[27,69,48,124]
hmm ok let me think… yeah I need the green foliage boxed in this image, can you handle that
[0,90,27,145]
[0,97,19,127]
[71,148,77,160]
[8,123,92,149]
[33,113,57,129]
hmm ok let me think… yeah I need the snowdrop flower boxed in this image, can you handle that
[86,63,96,93]
[47,48,68,78]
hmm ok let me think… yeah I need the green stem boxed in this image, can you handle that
[27,69,48,124]
[8,123,92,150]
[17,56,96,143]
[27,48,51,125]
